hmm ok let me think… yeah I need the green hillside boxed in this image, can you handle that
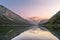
[44,11,60,39]
[0,5,31,40]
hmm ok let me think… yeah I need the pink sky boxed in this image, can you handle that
[13,0,60,19]
[1,0,60,19]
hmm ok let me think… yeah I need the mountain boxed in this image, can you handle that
[0,5,31,25]
[27,17,48,26]
[38,19,48,26]
[0,5,31,40]
[43,11,60,40]
[27,17,41,25]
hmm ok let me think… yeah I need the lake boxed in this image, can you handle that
[11,26,58,40]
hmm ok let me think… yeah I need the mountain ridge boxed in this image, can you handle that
[43,11,60,40]
[0,5,31,25]
[0,5,31,40]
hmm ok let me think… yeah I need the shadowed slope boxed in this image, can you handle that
[44,11,60,40]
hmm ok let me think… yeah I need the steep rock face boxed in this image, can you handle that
[44,11,60,39]
[0,5,31,40]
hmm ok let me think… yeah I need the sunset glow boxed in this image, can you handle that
[0,0,60,19]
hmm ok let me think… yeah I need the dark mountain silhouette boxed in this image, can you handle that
[43,11,60,40]
[0,5,31,40]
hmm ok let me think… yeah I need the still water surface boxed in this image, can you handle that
[11,26,58,40]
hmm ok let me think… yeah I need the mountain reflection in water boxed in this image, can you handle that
[11,26,58,40]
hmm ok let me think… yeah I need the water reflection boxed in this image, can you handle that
[11,26,58,40]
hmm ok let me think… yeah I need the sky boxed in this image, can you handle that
[0,0,60,19]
